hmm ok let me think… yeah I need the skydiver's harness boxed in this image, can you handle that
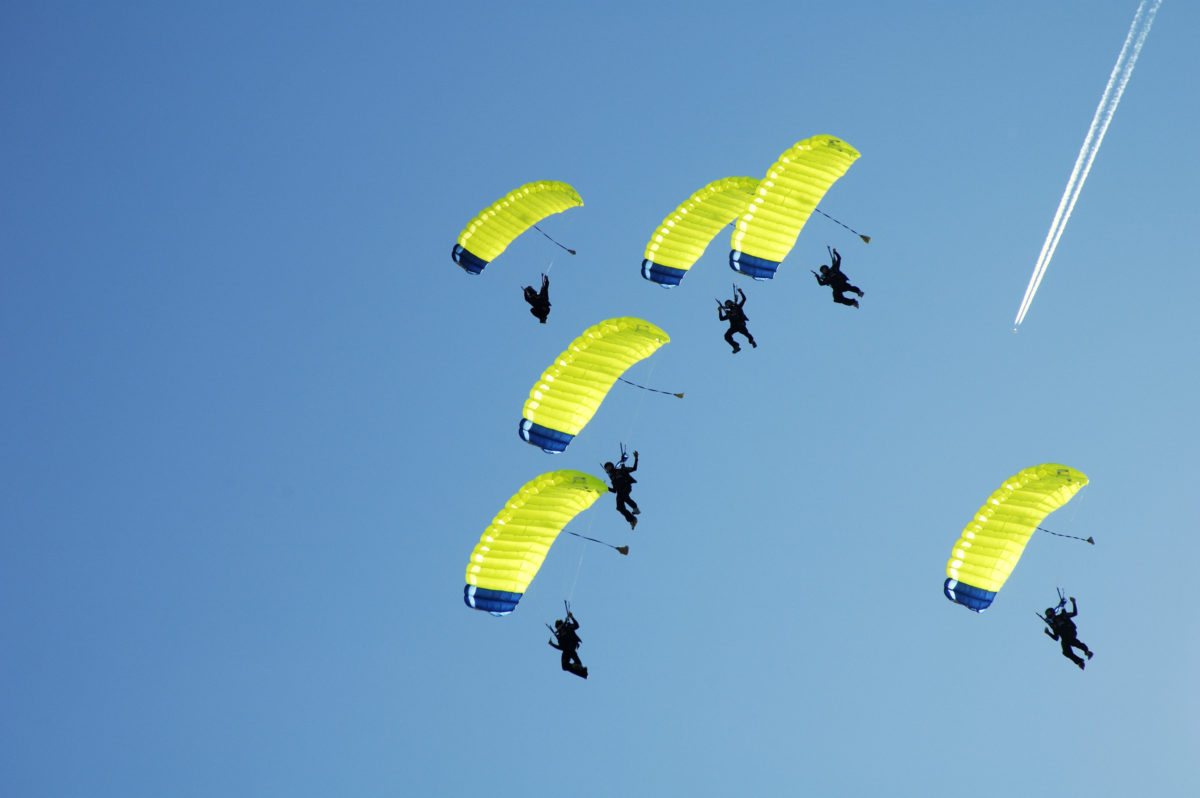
[812,246,850,289]
[606,445,637,493]
[547,601,581,650]
[716,285,748,324]
[1036,588,1076,636]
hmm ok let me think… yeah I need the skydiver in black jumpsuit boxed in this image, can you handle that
[523,273,551,323]
[1042,597,1094,670]
[718,286,756,353]
[813,247,863,308]
[548,609,587,678]
[604,451,640,530]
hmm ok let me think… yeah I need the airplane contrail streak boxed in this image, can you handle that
[1013,0,1162,329]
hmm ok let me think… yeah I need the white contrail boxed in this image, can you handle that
[1013,0,1162,329]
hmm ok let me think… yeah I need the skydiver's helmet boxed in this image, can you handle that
[603,462,615,472]
[819,265,830,274]
[1045,608,1057,617]
[723,300,734,309]
[555,619,563,629]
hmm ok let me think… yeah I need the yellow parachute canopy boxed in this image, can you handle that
[452,180,583,274]
[944,464,1089,612]
[519,317,670,453]
[729,135,860,279]
[641,176,760,287]
[464,470,608,615]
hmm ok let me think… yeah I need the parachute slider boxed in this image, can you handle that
[566,530,629,555]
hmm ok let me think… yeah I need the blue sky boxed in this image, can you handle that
[2,2,1197,795]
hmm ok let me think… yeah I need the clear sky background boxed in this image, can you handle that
[3,2,1197,796]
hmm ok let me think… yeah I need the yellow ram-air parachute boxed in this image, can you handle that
[519,317,670,453]
[464,470,608,615]
[452,180,583,275]
[641,176,761,287]
[729,135,859,280]
[943,463,1088,612]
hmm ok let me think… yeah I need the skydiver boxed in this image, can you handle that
[717,285,756,353]
[603,450,640,530]
[548,605,587,679]
[523,273,551,323]
[812,246,863,308]
[1040,596,1094,670]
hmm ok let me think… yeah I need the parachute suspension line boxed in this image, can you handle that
[565,490,602,602]
[814,208,871,244]
[1037,526,1095,545]
[532,224,576,255]
[621,360,660,447]
[616,376,684,399]
[566,542,587,602]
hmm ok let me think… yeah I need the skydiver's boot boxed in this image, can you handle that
[629,517,637,530]
[731,344,741,353]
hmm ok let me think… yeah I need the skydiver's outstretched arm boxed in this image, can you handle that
[830,247,841,272]
[1044,627,1059,640]
[735,287,746,307]
[628,451,638,472]
[1064,598,1078,618]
